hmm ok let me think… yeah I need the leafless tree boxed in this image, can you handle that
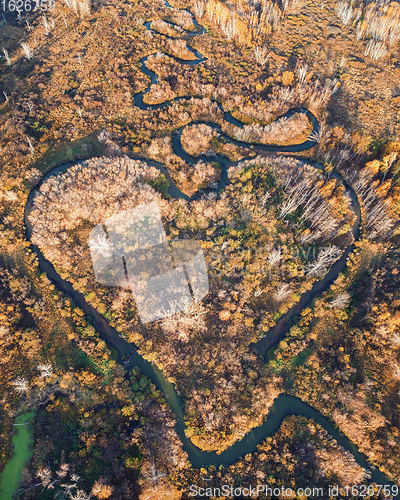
[2,48,11,66]
[390,332,400,348]
[193,0,206,18]
[364,40,387,60]
[279,87,294,104]
[366,201,394,239]
[64,0,91,18]
[79,0,91,17]
[320,79,340,104]
[356,21,365,40]
[388,25,400,46]
[92,478,113,498]
[336,1,361,25]
[160,300,206,341]
[254,46,270,66]
[90,233,114,257]
[21,42,33,60]
[64,0,77,13]
[308,123,329,154]
[306,246,341,277]
[70,489,92,500]
[36,467,52,487]
[143,463,167,484]
[279,179,311,218]
[296,64,308,85]
[42,16,51,34]
[37,363,53,377]
[392,364,400,381]
[27,136,35,155]
[328,291,351,309]
[260,1,283,28]
[222,16,236,40]
[11,377,29,393]
[274,283,291,300]
[268,248,281,266]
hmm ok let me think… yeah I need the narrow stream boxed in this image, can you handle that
[16,3,397,493]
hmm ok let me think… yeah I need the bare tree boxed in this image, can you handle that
[21,42,33,60]
[160,300,206,341]
[390,332,400,348]
[364,40,387,60]
[308,123,329,156]
[335,1,361,25]
[260,192,271,205]
[254,46,270,66]
[355,21,365,40]
[36,466,52,487]
[296,64,308,85]
[70,490,92,500]
[79,0,91,17]
[279,179,311,218]
[274,283,291,300]
[328,291,351,309]
[42,16,51,35]
[320,79,340,104]
[92,478,113,499]
[2,48,11,66]
[26,136,35,155]
[306,246,341,277]
[268,248,281,266]
[193,0,206,18]
[37,363,53,377]
[279,87,294,104]
[388,25,400,46]
[89,233,114,257]
[11,377,29,393]
[143,463,167,484]
[64,0,91,18]
[222,16,236,40]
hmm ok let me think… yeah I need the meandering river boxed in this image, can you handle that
[8,2,396,496]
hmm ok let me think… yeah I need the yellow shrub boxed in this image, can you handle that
[282,71,294,86]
